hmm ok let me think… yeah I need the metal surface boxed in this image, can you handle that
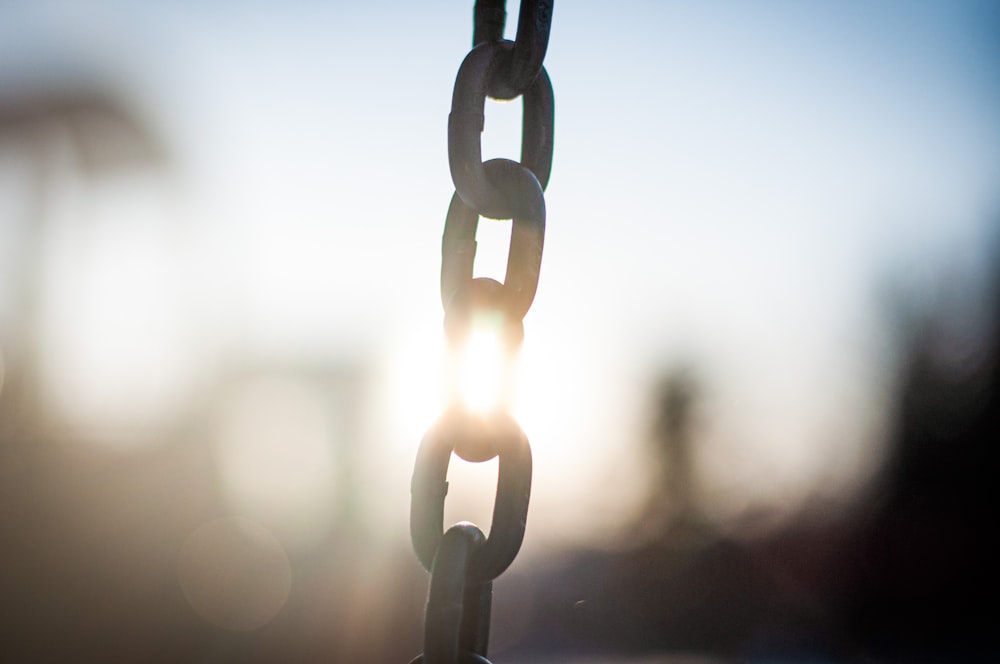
[448,41,553,219]
[408,1,553,661]
[442,278,525,350]
[440,163,545,323]
[504,0,553,98]
[473,0,554,100]
[411,406,532,582]
[423,524,485,664]
[473,0,505,46]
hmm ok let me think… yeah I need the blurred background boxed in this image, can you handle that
[1,1,998,661]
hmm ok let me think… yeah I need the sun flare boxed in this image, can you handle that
[455,326,510,414]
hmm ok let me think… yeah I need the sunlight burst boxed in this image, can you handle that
[455,324,510,414]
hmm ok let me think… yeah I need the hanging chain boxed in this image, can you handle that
[408,2,554,663]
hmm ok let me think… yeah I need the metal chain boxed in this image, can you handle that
[409,2,554,663]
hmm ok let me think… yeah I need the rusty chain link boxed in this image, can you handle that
[409,2,554,663]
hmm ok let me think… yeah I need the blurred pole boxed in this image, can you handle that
[646,367,700,536]
[0,86,166,435]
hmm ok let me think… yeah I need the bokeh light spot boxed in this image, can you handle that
[211,377,338,531]
[176,517,292,632]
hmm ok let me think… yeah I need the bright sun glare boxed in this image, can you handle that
[455,325,509,414]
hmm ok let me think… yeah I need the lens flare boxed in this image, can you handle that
[176,517,292,632]
[456,323,509,414]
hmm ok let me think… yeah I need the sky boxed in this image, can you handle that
[2,0,999,552]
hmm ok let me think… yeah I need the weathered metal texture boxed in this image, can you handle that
[411,407,532,582]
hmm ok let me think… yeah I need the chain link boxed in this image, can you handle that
[473,0,554,100]
[411,407,532,581]
[448,41,553,219]
[441,170,543,326]
[419,524,488,664]
[409,2,554,663]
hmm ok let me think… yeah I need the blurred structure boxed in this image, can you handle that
[643,367,701,535]
[0,82,166,433]
[839,244,999,659]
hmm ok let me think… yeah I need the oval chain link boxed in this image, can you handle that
[448,40,553,220]
[441,160,544,325]
[411,406,532,581]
